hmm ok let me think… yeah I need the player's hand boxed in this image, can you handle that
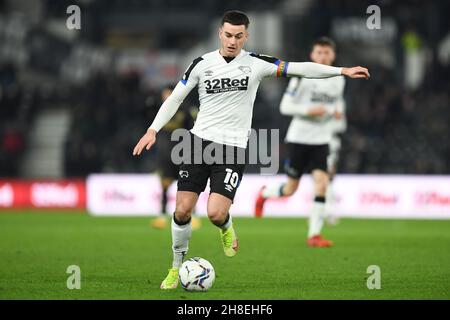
[342,66,370,79]
[308,105,327,117]
[133,129,157,156]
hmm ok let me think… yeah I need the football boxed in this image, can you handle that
[179,257,215,292]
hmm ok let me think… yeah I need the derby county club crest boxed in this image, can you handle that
[238,66,251,74]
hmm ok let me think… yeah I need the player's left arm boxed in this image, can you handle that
[285,62,369,79]
[253,53,369,79]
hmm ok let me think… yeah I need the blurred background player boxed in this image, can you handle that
[325,84,347,226]
[150,84,201,230]
[254,37,345,247]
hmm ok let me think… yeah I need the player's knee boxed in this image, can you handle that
[175,193,197,223]
[174,204,193,224]
[174,210,191,224]
[207,207,228,225]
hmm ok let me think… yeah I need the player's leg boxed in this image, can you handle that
[264,176,300,197]
[207,193,238,257]
[151,175,173,229]
[161,177,172,213]
[170,146,201,230]
[172,191,198,267]
[255,177,300,217]
[325,136,341,225]
[325,161,339,225]
[307,144,333,247]
[152,138,177,229]
[326,162,337,206]
[209,163,245,257]
[160,158,209,289]
[160,190,199,289]
[254,143,304,217]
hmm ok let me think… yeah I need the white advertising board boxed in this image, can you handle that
[87,174,450,219]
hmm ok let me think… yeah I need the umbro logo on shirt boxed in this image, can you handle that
[204,77,249,94]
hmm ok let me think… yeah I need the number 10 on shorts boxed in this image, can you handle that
[224,168,239,188]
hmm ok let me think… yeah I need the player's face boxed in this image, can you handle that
[310,45,336,65]
[219,22,248,57]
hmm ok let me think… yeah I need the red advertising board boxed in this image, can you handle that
[0,179,86,209]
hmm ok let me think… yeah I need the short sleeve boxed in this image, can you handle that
[250,53,289,78]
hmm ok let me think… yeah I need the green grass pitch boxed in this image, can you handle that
[0,211,449,299]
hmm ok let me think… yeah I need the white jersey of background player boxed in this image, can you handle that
[133,11,369,289]
[285,74,346,225]
[255,37,347,247]
[283,76,345,146]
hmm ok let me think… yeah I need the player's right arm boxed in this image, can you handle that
[133,58,202,156]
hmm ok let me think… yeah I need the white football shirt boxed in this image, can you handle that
[179,49,288,148]
[281,76,345,145]
[148,50,344,147]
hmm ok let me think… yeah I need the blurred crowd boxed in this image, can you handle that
[340,63,450,174]
[1,0,449,177]
[64,70,162,176]
[0,63,41,176]
[321,0,450,174]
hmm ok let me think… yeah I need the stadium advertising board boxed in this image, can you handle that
[0,180,85,209]
[86,174,450,219]
[87,174,162,216]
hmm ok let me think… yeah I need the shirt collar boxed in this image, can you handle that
[216,49,246,62]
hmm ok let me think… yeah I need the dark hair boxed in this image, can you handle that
[221,10,249,29]
[312,36,336,51]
